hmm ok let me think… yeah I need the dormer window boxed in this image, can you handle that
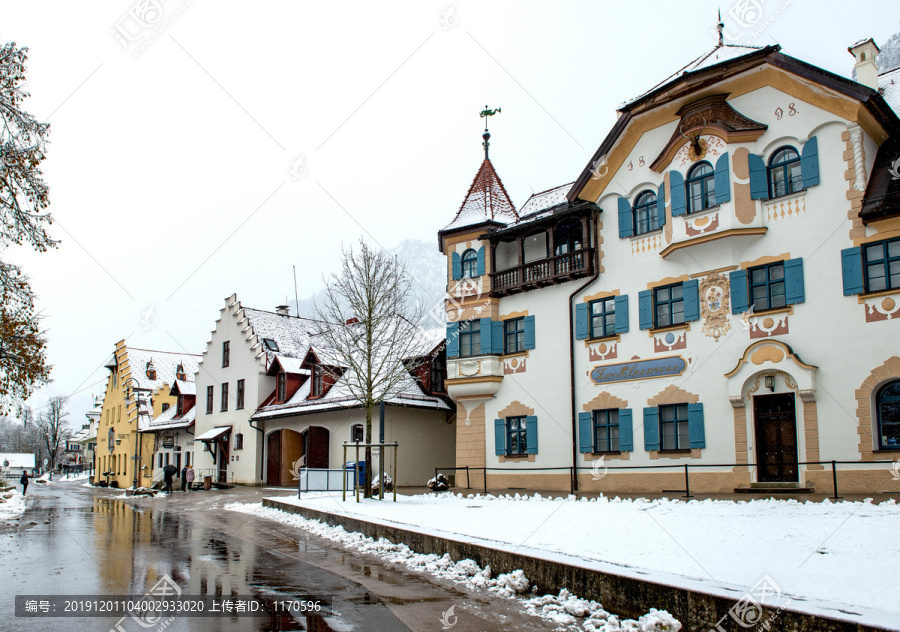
[175,363,185,381]
[263,338,279,352]
[146,361,157,380]
[311,366,323,397]
[430,356,445,393]
[276,372,286,402]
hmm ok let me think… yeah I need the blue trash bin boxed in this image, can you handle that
[345,461,366,486]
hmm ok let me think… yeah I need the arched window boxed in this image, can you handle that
[461,249,478,277]
[554,220,583,255]
[767,147,802,198]
[175,363,185,381]
[877,380,900,449]
[633,190,658,235]
[686,161,715,213]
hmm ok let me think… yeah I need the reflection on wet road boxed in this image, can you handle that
[1,482,560,632]
[1,484,408,631]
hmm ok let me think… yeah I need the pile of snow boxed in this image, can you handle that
[225,502,680,631]
[0,489,27,520]
[256,490,900,628]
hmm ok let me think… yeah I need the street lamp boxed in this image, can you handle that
[122,377,152,490]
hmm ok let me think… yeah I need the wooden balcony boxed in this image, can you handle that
[489,249,593,297]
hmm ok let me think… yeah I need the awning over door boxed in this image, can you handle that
[195,426,232,442]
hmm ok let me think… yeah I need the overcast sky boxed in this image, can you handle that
[2,0,896,425]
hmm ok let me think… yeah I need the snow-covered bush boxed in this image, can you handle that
[427,473,449,491]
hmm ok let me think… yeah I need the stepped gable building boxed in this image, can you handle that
[194,294,454,487]
[440,34,900,493]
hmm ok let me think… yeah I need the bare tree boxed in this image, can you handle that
[314,240,427,497]
[35,396,71,475]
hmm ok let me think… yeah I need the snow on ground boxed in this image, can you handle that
[0,489,27,520]
[247,491,900,630]
[226,501,680,632]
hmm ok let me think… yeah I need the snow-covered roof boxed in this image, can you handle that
[0,453,35,468]
[171,379,196,396]
[251,367,450,421]
[123,347,201,393]
[241,307,321,364]
[143,405,196,432]
[518,183,573,218]
[272,355,308,375]
[624,44,766,108]
[879,66,900,115]
[442,159,518,232]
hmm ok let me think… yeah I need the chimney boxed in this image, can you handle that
[849,38,880,91]
[275,305,290,316]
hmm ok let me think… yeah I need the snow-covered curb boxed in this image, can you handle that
[225,501,681,631]
[0,489,27,520]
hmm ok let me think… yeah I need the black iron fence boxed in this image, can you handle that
[435,459,900,500]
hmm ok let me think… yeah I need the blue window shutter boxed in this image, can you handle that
[476,247,485,277]
[715,152,731,204]
[614,295,629,334]
[683,279,700,321]
[619,409,633,452]
[446,322,459,358]
[480,317,492,355]
[491,321,504,354]
[749,153,768,200]
[638,290,653,330]
[801,136,820,188]
[575,303,589,339]
[688,403,705,449]
[656,182,667,226]
[523,315,536,350]
[643,407,660,451]
[494,419,507,456]
[525,416,538,454]
[451,252,461,280]
[670,171,686,216]
[618,197,634,238]
[841,247,864,295]
[578,412,593,453]
[784,258,805,305]
[730,269,749,314]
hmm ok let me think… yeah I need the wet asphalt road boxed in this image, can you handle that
[0,480,559,632]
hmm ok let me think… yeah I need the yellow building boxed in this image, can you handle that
[95,340,200,489]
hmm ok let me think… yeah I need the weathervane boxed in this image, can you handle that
[479,105,501,159]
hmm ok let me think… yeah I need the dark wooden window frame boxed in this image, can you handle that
[748,261,787,312]
[506,416,528,456]
[222,340,230,368]
[206,386,214,414]
[653,283,685,328]
[504,317,525,354]
[767,146,803,198]
[236,379,245,410]
[459,320,481,358]
[589,296,616,339]
[592,409,620,452]
[659,403,690,451]
[686,161,715,214]
[877,379,900,450]
[863,237,900,293]
[633,190,659,235]
[220,382,229,412]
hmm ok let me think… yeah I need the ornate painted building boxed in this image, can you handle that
[440,36,900,493]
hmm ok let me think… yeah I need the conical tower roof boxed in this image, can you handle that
[442,158,518,232]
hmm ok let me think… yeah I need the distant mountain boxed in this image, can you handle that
[878,31,900,74]
[292,239,447,325]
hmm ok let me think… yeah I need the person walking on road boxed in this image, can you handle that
[180,465,188,492]
[19,471,28,495]
[162,464,177,494]
[185,465,195,492]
